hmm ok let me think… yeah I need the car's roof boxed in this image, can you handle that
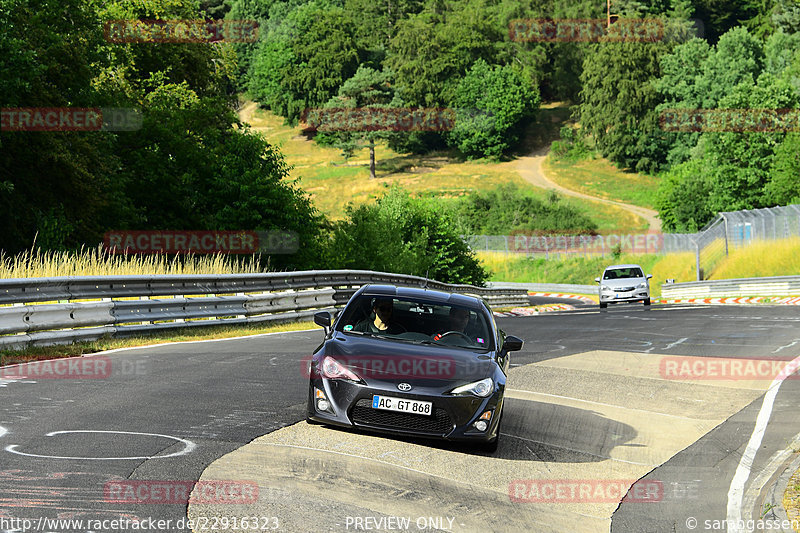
[604,264,643,270]
[360,284,485,311]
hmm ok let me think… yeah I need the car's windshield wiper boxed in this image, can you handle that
[341,330,376,337]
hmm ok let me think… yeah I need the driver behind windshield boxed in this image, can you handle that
[353,297,405,335]
[448,307,470,333]
[433,306,479,344]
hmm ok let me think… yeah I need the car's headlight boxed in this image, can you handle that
[601,285,611,291]
[637,282,647,289]
[450,377,494,397]
[321,356,363,383]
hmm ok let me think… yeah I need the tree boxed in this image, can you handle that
[447,59,540,158]
[315,66,396,178]
[654,38,712,166]
[701,72,798,212]
[771,0,800,33]
[327,187,488,285]
[247,2,362,123]
[0,0,116,251]
[766,133,800,204]
[655,158,715,231]
[578,30,674,173]
[387,2,502,107]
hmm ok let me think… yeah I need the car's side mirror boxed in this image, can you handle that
[314,310,332,329]
[502,335,523,352]
[646,274,653,279]
[594,277,601,283]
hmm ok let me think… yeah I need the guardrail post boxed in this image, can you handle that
[694,240,701,281]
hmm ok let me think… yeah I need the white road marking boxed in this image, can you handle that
[4,429,196,460]
[0,425,7,438]
[772,339,800,353]
[726,353,800,532]
[664,337,689,350]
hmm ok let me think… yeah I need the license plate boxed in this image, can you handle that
[372,395,432,416]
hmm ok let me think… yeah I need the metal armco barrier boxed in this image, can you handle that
[0,271,529,350]
[487,282,597,294]
[660,275,800,299]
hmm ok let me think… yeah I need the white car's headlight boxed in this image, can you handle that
[450,377,494,397]
[637,282,647,289]
[601,285,611,291]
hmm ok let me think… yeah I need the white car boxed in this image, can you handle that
[594,264,652,308]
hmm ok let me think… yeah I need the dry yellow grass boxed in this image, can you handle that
[543,156,661,210]
[0,246,264,278]
[710,237,800,279]
[651,252,697,285]
[244,106,647,231]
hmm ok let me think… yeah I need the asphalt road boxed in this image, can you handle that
[1,303,799,532]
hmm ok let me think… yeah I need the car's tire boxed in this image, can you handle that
[599,302,607,309]
[643,298,651,306]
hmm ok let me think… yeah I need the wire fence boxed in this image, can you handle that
[691,205,800,280]
[465,204,800,279]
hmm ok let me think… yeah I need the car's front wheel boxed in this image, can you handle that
[599,302,607,309]
[643,298,651,306]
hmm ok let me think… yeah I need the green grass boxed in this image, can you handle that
[544,155,661,210]
[477,250,696,297]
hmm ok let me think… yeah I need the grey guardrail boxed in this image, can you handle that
[660,275,800,299]
[486,282,597,295]
[0,271,529,350]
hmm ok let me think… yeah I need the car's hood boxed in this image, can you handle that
[601,278,647,289]
[322,333,494,385]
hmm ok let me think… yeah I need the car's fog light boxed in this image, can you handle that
[315,388,331,412]
[474,420,488,432]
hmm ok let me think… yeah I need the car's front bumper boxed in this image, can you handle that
[599,290,649,304]
[307,376,503,443]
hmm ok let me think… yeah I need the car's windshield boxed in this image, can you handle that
[336,295,493,350]
[603,267,644,280]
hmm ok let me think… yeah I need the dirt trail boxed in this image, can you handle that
[238,101,258,124]
[516,146,662,231]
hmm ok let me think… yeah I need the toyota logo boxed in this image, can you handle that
[397,383,412,391]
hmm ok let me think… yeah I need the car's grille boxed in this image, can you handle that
[616,286,635,292]
[350,399,454,435]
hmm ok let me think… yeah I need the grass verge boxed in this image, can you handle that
[477,251,696,297]
[543,154,661,210]
[0,320,314,367]
[710,237,800,279]
[1,246,264,278]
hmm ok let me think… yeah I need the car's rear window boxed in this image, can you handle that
[336,295,493,350]
[603,267,644,280]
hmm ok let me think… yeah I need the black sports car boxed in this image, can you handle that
[306,284,523,452]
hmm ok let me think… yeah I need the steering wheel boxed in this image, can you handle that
[434,331,473,342]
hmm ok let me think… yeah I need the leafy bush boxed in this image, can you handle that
[550,126,591,162]
[453,183,598,235]
[447,60,540,159]
[326,187,488,285]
